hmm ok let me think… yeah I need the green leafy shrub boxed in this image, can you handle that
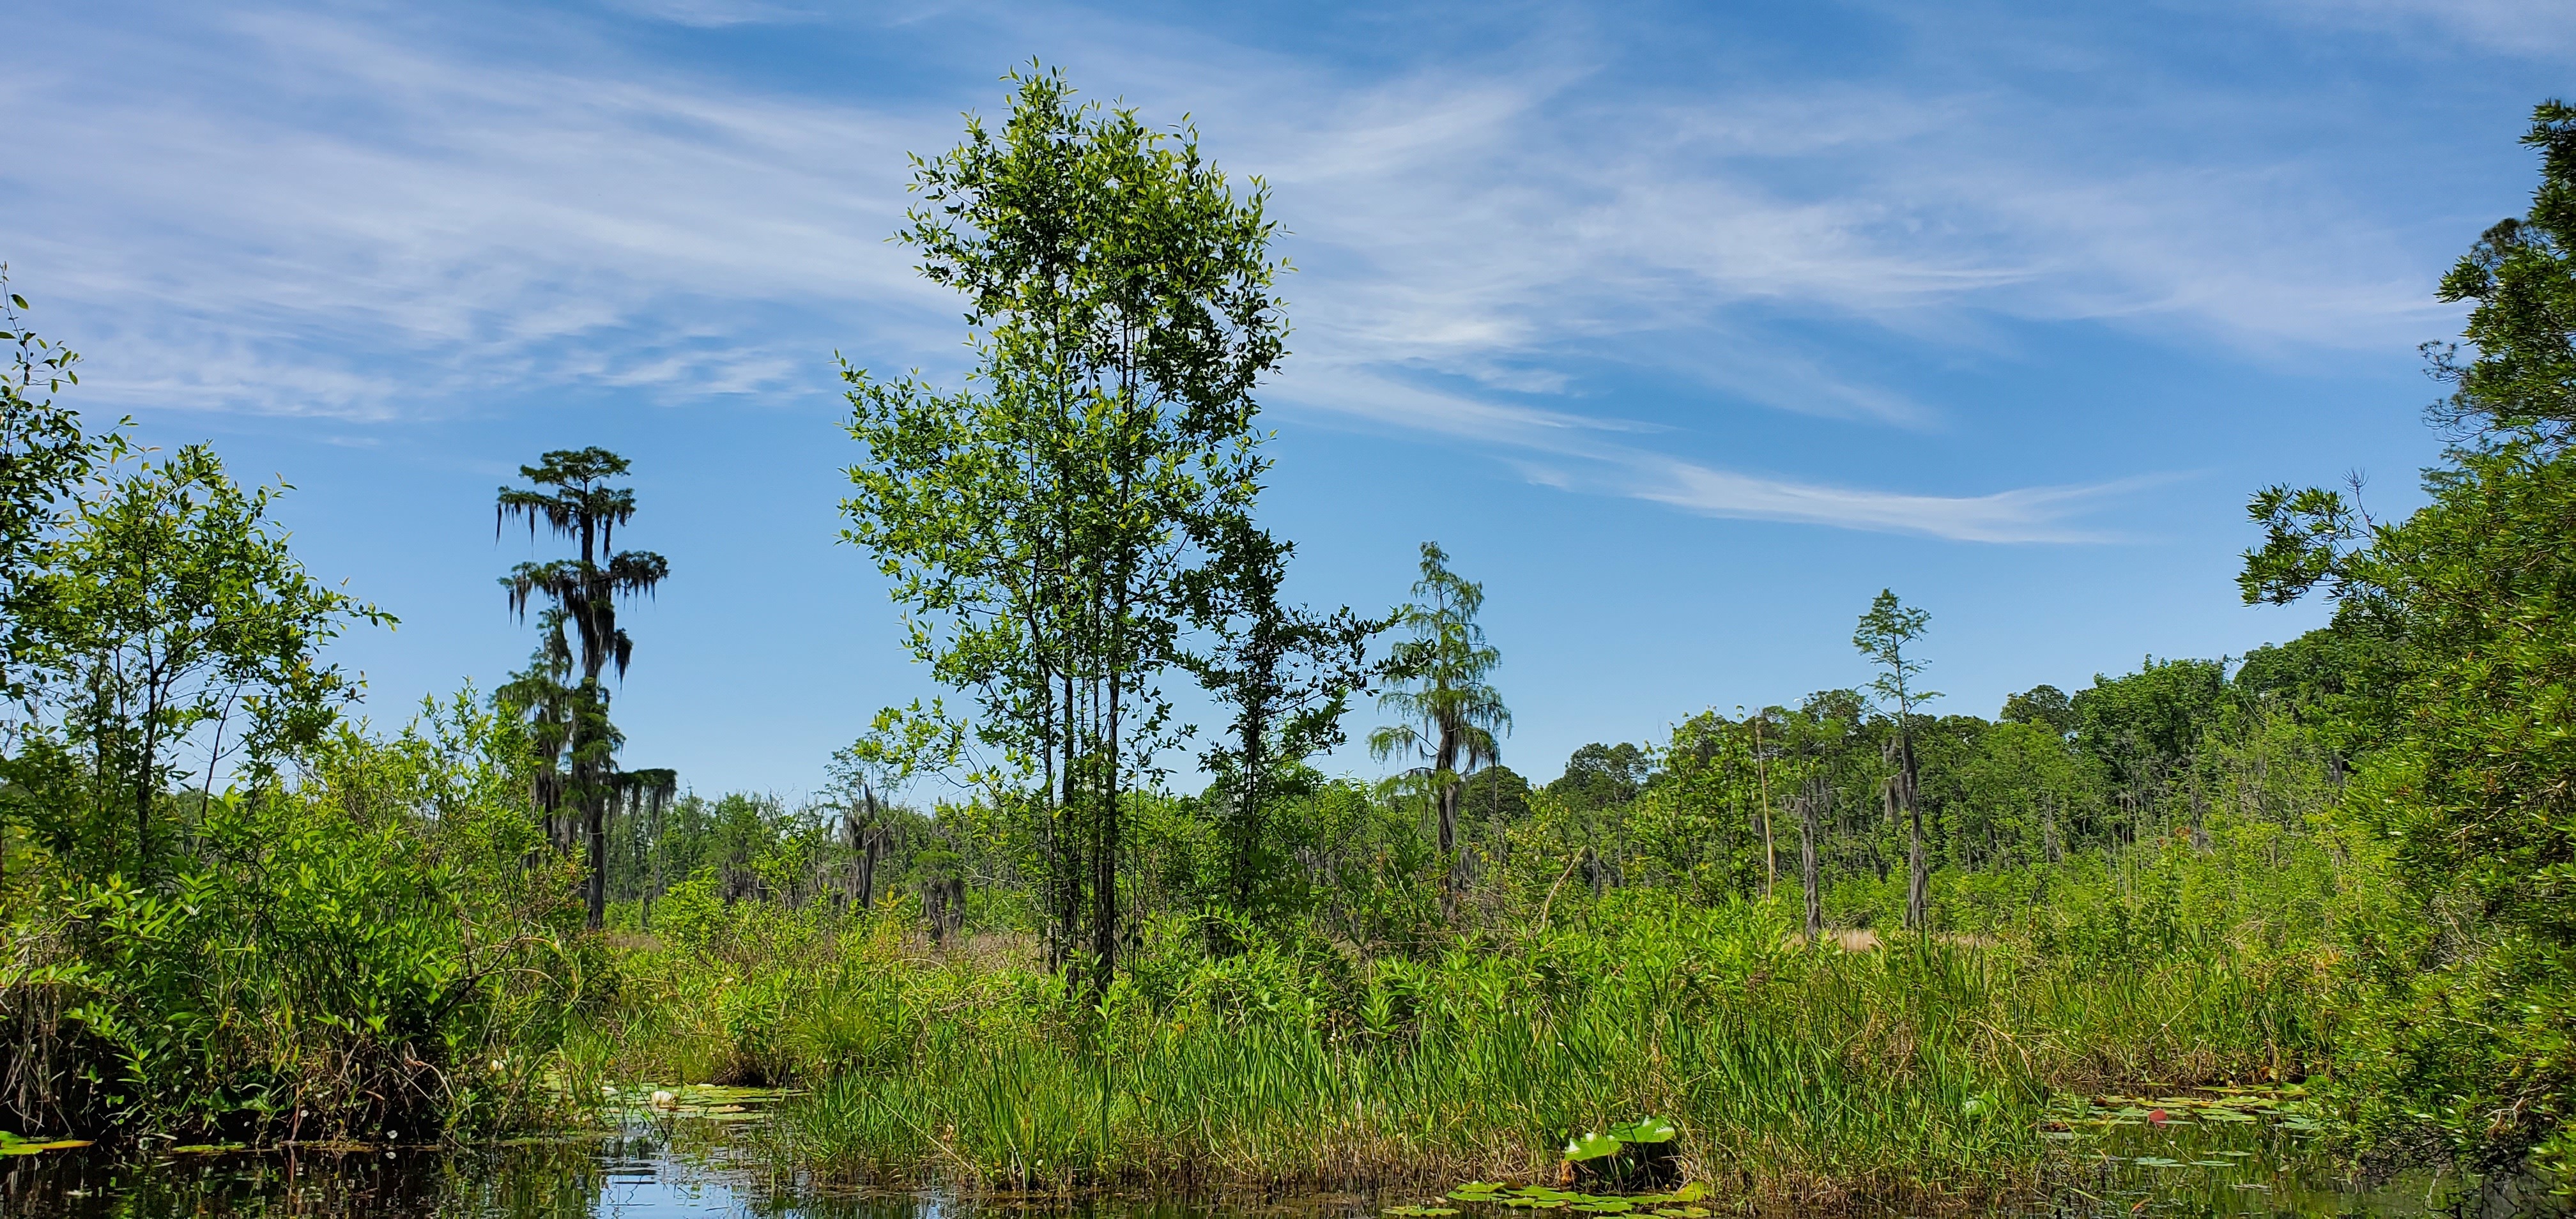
[0,696,592,1141]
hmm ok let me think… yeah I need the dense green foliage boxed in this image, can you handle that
[6,700,595,1141]
[2237,100,2576,1184]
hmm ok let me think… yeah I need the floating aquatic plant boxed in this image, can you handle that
[0,1133,91,1156]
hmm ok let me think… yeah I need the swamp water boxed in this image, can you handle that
[0,1087,2462,1218]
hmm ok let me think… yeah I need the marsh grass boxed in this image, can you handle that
[599,891,2329,1209]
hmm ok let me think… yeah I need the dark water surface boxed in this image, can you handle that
[0,1105,2462,1218]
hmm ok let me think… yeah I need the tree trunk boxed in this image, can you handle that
[854,787,884,912]
[1799,780,1824,939]
[135,676,167,875]
[1901,736,1927,933]
[1059,670,1080,973]
[134,725,157,876]
[1232,664,1268,916]
[1439,777,1464,914]
[2042,791,2064,864]
[1435,720,1461,921]
[1096,602,1123,991]
[1754,719,1775,899]
[569,680,606,931]
[586,794,607,930]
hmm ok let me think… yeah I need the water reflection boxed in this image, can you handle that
[2032,1102,2454,1218]
[2,1132,769,1218]
[0,1114,2458,1218]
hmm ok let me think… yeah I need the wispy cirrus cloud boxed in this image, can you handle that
[1610,459,2163,544]
[1,0,2469,537]
[6,8,950,418]
[1278,365,2137,542]
[599,0,822,27]
[2258,0,2576,59]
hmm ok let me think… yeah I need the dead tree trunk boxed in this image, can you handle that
[846,786,886,912]
[1886,735,1926,932]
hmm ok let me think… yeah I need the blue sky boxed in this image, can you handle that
[6,0,2569,800]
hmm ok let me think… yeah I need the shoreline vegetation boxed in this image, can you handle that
[592,863,2335,1209]
[6,75,2576,1216]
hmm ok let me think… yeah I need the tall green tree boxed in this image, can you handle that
[1548,742,1652,809]
[494,605,578,849]
[1775,693,1866,936]
[842,64,1288,983]
[1998,684,2075,735]
[15,445,384,873]
[2241,100,2576,1183]
[1853,589,1937,931]
[1183,517,1378,923]
[497,447,669,929]
[0,270,102,699]
[2072,656,2227,843]
[0,272,107,879]
[1372,541,1511,914]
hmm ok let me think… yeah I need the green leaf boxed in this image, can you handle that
[1563,1130,1624,1162]
[1606,1115,1676,1144]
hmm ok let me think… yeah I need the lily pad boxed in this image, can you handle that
[1606,1116,1676,1145]
[1563,1131,1624,1163]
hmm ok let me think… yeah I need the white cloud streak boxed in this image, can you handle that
[2259,0,2576,59]
[1,1,2474,536]
[1276,366,2135,542]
